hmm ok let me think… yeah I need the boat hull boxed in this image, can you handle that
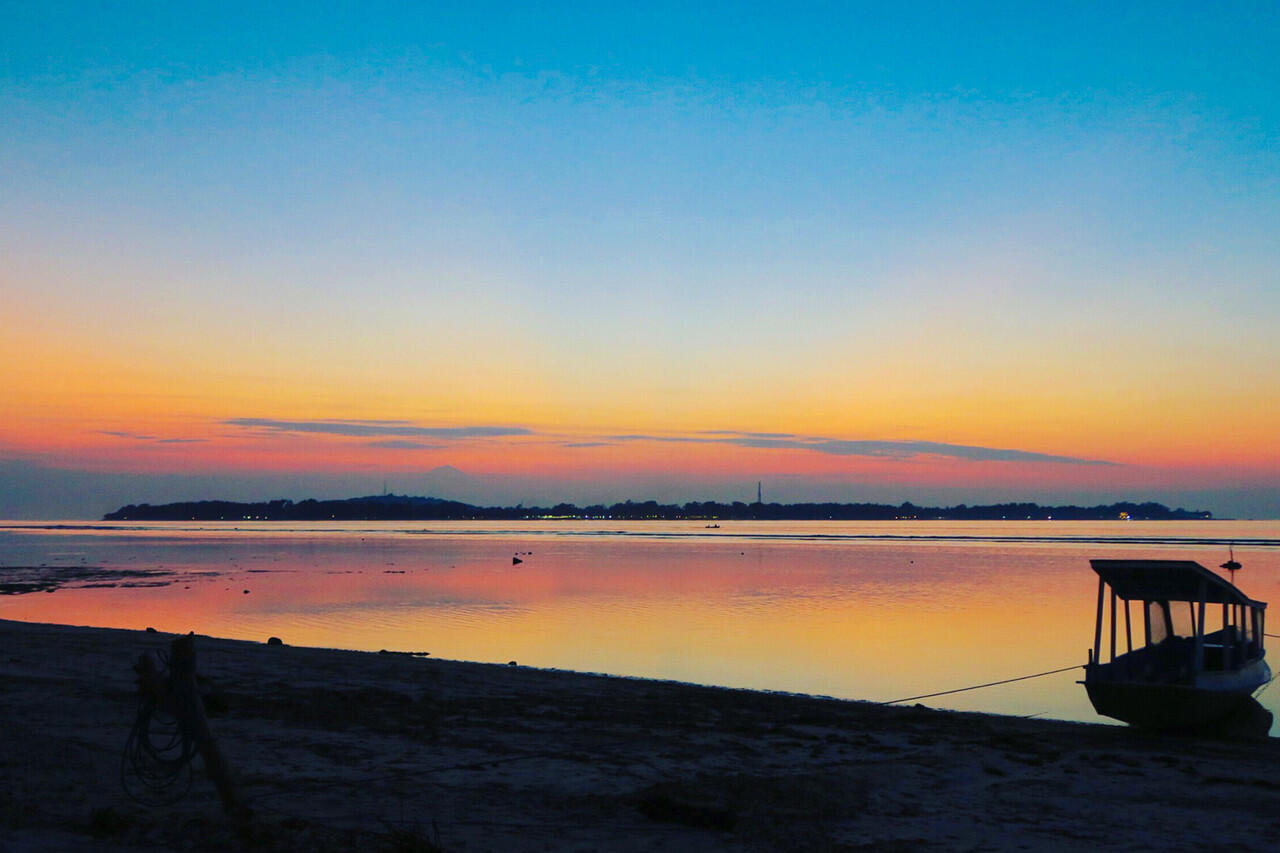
[1087,682,1246,730]
[1085,659,1271,730]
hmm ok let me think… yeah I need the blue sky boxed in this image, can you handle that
[2,2,1279,517]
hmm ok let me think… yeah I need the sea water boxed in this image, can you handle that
[2,520,1278,730]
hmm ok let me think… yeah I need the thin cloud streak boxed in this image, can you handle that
[605,432,1115,465]
[366,440,447,450]
[697,430,798,439]
[224,418,533,439]
[219,419,1111,465]
[100,431,208,444]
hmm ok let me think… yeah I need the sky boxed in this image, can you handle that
[2,2,1278,518]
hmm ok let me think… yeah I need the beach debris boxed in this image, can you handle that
[267,636,283,646]
[88,805,135,839]
[637,784,735,831]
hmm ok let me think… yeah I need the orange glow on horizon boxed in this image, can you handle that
[4,304,1277,493]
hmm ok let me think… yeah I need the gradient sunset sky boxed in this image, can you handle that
[3,2,1278,517]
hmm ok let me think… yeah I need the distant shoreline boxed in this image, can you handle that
[103,495,1213,522]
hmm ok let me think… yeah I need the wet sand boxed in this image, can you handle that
[1,618,1278,852]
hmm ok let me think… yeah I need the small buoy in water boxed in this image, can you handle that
[243,589,250,594]
[512,556,523,565]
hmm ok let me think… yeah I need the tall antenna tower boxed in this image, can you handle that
[757,481,762,504]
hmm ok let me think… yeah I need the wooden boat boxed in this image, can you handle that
[1083,559,1270,730]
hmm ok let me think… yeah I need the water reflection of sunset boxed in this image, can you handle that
[3,522,1277,727]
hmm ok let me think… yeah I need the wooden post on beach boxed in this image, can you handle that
[168,635,243,818]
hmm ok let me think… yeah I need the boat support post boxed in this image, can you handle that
[1194,580,1206,675]
[1093,575,1105,666]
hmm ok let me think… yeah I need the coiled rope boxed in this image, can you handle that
[121,650,201,805]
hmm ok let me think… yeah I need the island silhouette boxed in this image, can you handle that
[103,496,1212,522]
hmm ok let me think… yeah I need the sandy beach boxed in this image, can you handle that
[1,618,1278,852]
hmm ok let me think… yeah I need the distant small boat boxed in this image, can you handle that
[704,524,720,529]
[1083,559,1270,730]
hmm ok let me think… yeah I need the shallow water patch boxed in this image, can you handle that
[0,565,183,594]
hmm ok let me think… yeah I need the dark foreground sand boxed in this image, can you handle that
[1,619,1278,852]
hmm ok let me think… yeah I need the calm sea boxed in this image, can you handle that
[3,520,1278,729]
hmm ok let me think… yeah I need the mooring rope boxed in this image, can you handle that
[879,664,1084,705]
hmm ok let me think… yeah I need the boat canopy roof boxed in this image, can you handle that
[1090,559,1265,608]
